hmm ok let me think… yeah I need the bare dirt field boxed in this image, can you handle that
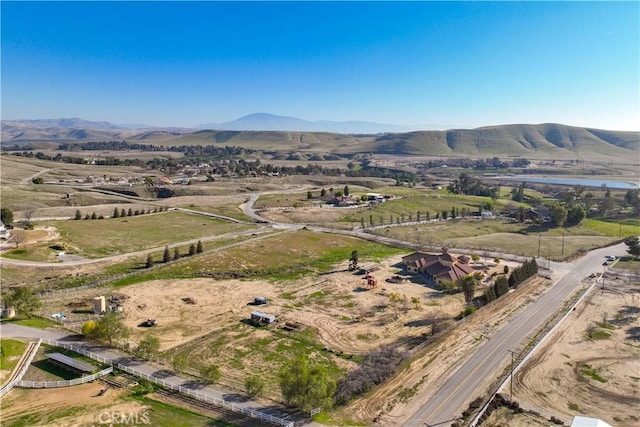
[507,274,640,427]
[29,251,556,426]
[80,254,516,353]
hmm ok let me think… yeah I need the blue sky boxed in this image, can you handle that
[2,1,638,130]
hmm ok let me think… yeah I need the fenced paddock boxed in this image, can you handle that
[37,339,293,427]
[18,367,113,388]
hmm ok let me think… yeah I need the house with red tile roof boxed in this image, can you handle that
[402,248,474,284]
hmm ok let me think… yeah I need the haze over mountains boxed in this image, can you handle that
[1,114,638,159]
[196,113,422,133]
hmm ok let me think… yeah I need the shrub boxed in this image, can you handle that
[335,346,406,405]
[245,375,265,397]
[81,320,97,338]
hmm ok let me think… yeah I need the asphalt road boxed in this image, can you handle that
[405,241,629,427]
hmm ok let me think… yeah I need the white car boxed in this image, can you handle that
[606,255,616,261]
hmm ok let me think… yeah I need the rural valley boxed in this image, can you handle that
[1,119,639,427]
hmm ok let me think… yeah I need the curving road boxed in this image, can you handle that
[405,242,629,427]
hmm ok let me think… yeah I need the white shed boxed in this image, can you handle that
[570,417,612,427]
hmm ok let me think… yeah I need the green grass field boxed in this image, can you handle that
[111,230,403,287]
[0,339,28,373]
[0,316,59,329]
[42,211,255,258]
[371,218,626,260]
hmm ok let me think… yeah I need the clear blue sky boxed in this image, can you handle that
[2,1,638,130]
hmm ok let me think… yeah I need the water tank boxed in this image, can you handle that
[93,296,106,314]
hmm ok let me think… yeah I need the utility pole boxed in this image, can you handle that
[561,233,565,256]
[537,233,541,258]
[508,349,517,401]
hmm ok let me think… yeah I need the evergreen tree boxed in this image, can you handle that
[163,245,171,263]
[495,276,509,296]
[127,208,133,217]
[121,208,126,217]
[189,244,196,256]
[113,207,120,218]
[75,209,82,220]
[146,254,154,268]
[1,207,14,224]
[173,247,180,260]
[625,236,640,259]
[196,240,203,254]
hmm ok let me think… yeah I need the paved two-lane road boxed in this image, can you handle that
[405,242,628,427]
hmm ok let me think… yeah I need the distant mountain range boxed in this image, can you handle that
[1,116,638,160]
[196,113,419,133]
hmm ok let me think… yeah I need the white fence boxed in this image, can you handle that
[18,367,113,388]
[39,339,293,427]
[0,338,42,397]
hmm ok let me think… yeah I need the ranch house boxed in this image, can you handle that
[402,248,474,284]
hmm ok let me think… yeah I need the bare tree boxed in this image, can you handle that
[12,230,26,248]
[23,207,37,228]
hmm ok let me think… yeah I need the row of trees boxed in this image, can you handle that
[507,258,539,288]
[74,206,168,221]
[146,241,203,267]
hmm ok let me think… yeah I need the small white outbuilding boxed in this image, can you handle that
[570,416,612,427]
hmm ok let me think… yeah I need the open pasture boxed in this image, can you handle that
[41,210,255,258]
[370,218,633,260]
[119,229,403,282]
[0,156,50,185]
[257,190,520,229]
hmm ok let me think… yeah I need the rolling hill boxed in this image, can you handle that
[1,118,637,160]
[164,123,639,159]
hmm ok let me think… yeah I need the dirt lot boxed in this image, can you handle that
[508,273,640,426]
[37,253,554,425]
[44,254,516,354]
